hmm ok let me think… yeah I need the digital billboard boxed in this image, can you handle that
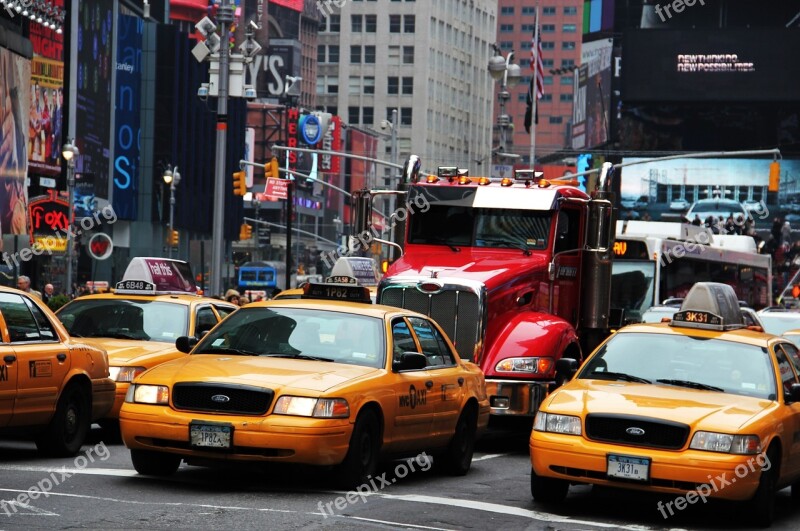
[572,38,612,150]
[622,30,800,102]
[0,47,31,236]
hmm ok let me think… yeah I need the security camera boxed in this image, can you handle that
[198,83,209,98]
[195,16,217,37]
[243,85,257,99]
[249,20,259,31]
[380,120,391,130]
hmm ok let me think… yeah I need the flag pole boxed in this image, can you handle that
[529,4,539,171]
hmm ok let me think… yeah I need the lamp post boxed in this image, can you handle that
[380,109,398,260]
[163,165,181,258]
[61,140,79,296]
[488,46,521,161]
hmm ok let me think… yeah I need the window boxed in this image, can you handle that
[563,24,577,32]
[543,76,553,85]
[404,15,415,33]
[561,75,573,85]
[330,15,340,32]
[328,45,339,63]
[543,7,556,15]
[402,45,414,63]
[542,41,555,50]
[500,41,513,51]
[402,76,413,95]
[561,59,575,68]
[348,76,361,94]
[365,14,377,32]
[518,93,527,103]
[408,317,455,367]
[543,58,554,68]
[387,76,399,95]
[521,24,535,33]
[542,24,555,32]
[364,76,375,94]
[351,14,362,32]
[350,45,361,63]
[501,6,514,15]
[317,45,325,63]
[392,318,418,359]
[195,307,218,336]
[541,94,553,102]
[500,24,514,33]
[560,93,573,102]
[348,106,360,124]
[549,116,564,124]
[362,106,374,126]
[522,7,536,15]
[390,14,401,32]
[400,107,412,125]
[564,6,578,15]
[563,41,576,50]
[364,45,376,63]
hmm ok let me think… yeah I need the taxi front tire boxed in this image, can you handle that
[530,467,569,504]
[336,410,380,489]
[35,382,90,457]
[131,449,182,477]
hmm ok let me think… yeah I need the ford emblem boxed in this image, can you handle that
[211,394,230,403]
[626,427,645,436]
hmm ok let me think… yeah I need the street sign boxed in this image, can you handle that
[258,227,271,246]
[265,178,288,199]
[39,177,56,188]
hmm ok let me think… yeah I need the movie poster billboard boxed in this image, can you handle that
[0,48,31,236]
[28,2,65,176]
[572,38,613,150]
[619,157,800,229]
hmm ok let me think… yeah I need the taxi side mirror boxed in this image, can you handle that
[787,383,800,404]
[176,335,198,354]
[555,357,579,379]
[393,352,428,372]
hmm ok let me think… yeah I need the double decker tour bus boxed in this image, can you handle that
[611,221,772,323]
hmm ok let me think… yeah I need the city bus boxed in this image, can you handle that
[237,261,288,298]
[611,221,772,323]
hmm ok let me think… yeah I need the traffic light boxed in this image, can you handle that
[769,161,781,192]
[169,230,179,247]
[264,157,279,179]
[232,170,246,196]
[239,223,253,240]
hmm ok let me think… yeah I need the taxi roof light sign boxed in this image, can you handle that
[118,258,199,295]
[670,282,745,331]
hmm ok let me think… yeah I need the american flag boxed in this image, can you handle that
[530,14,545,100]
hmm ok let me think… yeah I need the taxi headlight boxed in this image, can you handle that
[690,431,761,454]
[126,384,169,405]
[110,366,147,383]
[533,412,582,435]
[273,396,350,418]
[495,357,554,374]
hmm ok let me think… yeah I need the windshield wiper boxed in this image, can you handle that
[430,236,460,252]
[264,353,335,362]
[588,371,651,384]
[656,379,724,392]
[86,331,149,341]
[195,346,261,356]
[477,237,531,256]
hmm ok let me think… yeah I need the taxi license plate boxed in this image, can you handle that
[607,454,650,482]
[190,423,232,449]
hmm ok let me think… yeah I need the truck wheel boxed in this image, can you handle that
[530,467,569,503]
[336,410,379,489]
[748,449,777,528]
[131,449,182,476]
[442,407,477,476]
[35,383,90,457]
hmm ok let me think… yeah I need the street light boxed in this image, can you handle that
[163,165,181,258]
[488,46,521,161]
[61,139,79,297]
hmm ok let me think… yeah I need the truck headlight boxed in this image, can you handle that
[109,366,147,383]
[533,412,582,435]
[690,431,761,454]
[495,357,553,373]
[126,384,169,405]
[273,396,350,418]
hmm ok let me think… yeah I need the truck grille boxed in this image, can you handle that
[585,414,689,450]
[172,383,274,415]
[380,286,481,361]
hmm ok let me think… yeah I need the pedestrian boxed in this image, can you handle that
[772,217,783,242]
[782,220,793,245]
[224,288,240,305]
[691,214,702,226]
[42,283,55,304]
[17,275,42,299]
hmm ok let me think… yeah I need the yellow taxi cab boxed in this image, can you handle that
[0,286,114,456]
[530,282,800,527]
[55,258,237,428]
[119,278,489,487]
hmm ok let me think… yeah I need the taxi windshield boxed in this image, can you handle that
[194,307,386,369]
[578,332,777,400]
[57,299,189,342]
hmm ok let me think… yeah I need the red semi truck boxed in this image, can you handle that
[364,156,617,419]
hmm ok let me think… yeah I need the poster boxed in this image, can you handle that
[0,48,31,236]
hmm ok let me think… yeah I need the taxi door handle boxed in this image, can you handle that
[3,355,15,363]
[425,380,433,389]
[457,377,464,386]
[57,353,67,362]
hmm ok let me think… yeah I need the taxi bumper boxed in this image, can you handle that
[90,377,117,421]
[485,379,549,416]
[530,431,763,501]
[120,404,353,466]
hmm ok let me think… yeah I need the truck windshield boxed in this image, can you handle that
[409,204,552,250]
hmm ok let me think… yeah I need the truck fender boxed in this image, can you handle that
[482,311,580,379]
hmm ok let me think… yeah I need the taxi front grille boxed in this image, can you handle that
[172,383,273,415]
[380,286,481,361]
[585,414,689,450]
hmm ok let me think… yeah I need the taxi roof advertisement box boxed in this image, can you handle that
[122,258,197,293]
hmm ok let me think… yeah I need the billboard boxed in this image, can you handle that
[271,0,303,12]
[0,47,31,236]
[622,30,800,102]
[248,39,301,100]
[572,38,613,150]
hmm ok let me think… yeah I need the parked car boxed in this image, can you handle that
[669,198,691,211]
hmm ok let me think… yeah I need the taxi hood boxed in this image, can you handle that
[79,338,182,366]
[547,379,776,431]
[141,354,381,393]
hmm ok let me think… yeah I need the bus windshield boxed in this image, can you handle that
[611,261,656,323]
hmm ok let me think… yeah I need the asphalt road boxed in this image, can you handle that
[1,424,800,530]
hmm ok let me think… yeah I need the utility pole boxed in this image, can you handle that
[388,109,398,260]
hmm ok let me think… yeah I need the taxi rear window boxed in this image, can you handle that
[579,332,776,400]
